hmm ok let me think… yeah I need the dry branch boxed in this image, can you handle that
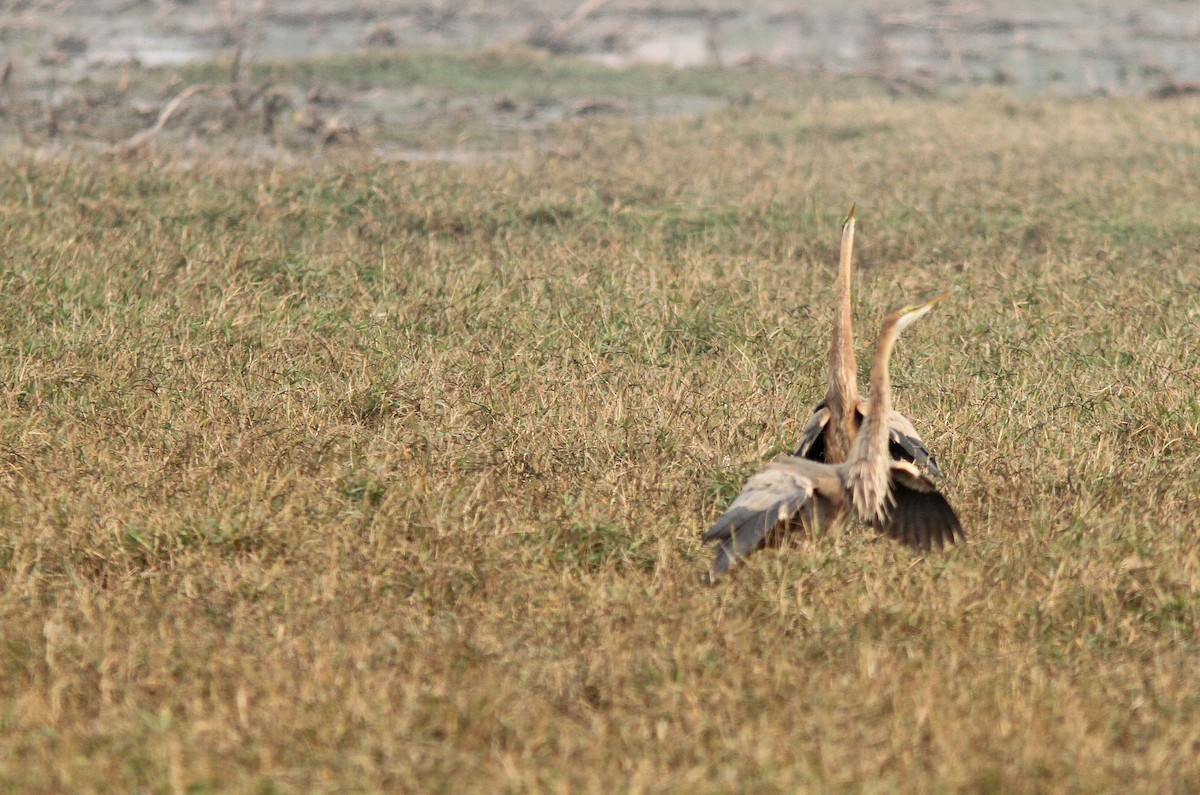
[525,0,611,54]
[111,83,211,156]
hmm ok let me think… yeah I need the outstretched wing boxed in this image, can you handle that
[870,461,963,551]
[704,457,825,580]
[795,399,941,478]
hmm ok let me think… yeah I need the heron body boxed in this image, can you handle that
[704,294,962,580]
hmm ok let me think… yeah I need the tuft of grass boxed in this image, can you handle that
[3,78,1200,793]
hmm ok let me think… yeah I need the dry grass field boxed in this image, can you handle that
[2,52,1200,793]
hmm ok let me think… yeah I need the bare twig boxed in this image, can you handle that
[526,0,611,54]
[111,84,211,156]
[229,40,244,86]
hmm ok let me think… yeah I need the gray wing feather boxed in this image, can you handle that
[796,400,941,478]
[793,403,829,459]
[886,410,942,478]
[705,458,817,580]
[870,462,963,551]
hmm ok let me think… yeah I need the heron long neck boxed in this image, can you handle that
[849,315,900,469]
[844,314,901,523]
[825,216,859,460]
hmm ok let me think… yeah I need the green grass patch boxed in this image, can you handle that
[175,47,823,102]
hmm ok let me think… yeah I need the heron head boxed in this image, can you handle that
[893,291,951,334]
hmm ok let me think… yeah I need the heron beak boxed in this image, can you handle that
[842,202,857,227]
[922,290,952,309]
[894,290,952,330]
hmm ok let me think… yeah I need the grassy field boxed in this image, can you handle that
[2,52,1200,793]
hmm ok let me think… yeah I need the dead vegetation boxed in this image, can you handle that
[2,81,1200,792]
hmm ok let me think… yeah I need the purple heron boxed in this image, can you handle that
[705,293,962,579]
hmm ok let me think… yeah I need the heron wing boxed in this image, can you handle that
[704,457,822,580]
[793,402,830,460]
[870,461,963,551]
[797,400,941,478]
[885,409,942,478]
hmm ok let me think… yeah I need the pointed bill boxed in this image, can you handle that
[895,290,952,332]
[920,290,951,310]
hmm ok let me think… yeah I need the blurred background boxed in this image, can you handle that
[2,0,1199,159]
[6,1,1199,88]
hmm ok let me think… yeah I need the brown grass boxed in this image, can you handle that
[2,86,1200,793]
